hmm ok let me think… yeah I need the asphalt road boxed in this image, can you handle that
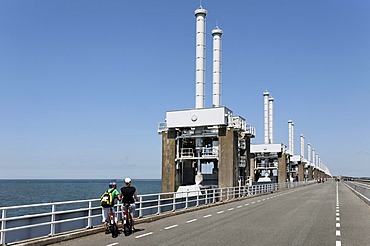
[51,181,370,246]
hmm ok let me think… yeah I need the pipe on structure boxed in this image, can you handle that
[263,91,270,144]
[300,134,305,159]
[288,120,293,155]
[195,7,207,109]
[312,149,315,166]
[212,26,223,107]
[268,97,274,144]
[307,143,312,163]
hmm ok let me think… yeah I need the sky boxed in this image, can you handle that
[0,0,369,179]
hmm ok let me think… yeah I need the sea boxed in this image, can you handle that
[0,179,161,209]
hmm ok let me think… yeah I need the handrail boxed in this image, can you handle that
[0,181,314,245]
[344,181,370,205]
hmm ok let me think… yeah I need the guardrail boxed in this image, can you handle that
[0,180,314,245]
[343,181,370,205]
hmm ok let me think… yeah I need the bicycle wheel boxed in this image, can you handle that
[123,213,131,236]
[111,222,119,238]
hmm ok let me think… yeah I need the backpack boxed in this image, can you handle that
[100,189,114,208]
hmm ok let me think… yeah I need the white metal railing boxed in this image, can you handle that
[344,181,370,205]
[201,147,218,157]
[180,148,194,158]
[0,181,314,245]
[256,163,277,169]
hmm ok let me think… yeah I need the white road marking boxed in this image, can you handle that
[237,205,242,208]
[257,200,261,203]
[203,214,212,218]
[262,199,265,201]
[164,224,178,230]
[135,232,153,238]
[336,223,340,228]
[228,208,234,211]
[187,219,197,223]
[251,202,256,204]
[106,243,119,246]
[336,230,341,236]
[336,217,340,221]
[336,213,340,216]
[336,241,341,246]
[336,209,339,212]
[245,203,250,206]
[217,211,224,214]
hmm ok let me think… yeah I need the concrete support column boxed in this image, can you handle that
[219,127,238,189]
[250,158,255,183]
[313,168,318,180]
[278,154,287,184]
[161,131,177,193]
[298,163,304,182]
[308,166,313,180]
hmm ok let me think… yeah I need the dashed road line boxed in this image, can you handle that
[203,214,212,218]
[336,182,341,246]
[135,232,153,238]
[186,219,197,223]
[106,243,119,246]
[237,205,242,208]
[217,210,224,214]
[164,224,178,230]
[228,208,234,211]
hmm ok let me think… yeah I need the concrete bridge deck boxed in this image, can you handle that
[46,181,370,246]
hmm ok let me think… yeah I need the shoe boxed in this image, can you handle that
[132,227,135,232]
[105,230,110,234]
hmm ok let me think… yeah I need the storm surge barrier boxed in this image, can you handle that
[0,181,314,245]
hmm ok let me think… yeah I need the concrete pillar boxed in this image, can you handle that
[278,153,287,184]
[308,166,313,180]
[250,158,255,182]
[313,168,318,180]
[161,130,177,193]
[298,163,304,182]
[219,127,238,188]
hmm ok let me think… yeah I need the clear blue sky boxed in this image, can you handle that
[1,0,369,179]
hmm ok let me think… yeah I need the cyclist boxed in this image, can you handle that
[102,182,120,234]
[119,177,138,231]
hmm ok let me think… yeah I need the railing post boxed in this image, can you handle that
[185,192,189,209]
[172,193,176,212]
[50,205,56,236]
[157,194,161,215]
[87,201,92,228]
[196,190,199,207]
[213,188,216,203]
[205,189,208,205]
[1,209,6,246]
[227,188,229,201]
[139,196,143,218]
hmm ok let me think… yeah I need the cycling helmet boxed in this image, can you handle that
[124,178,131,184]
[109,182,117,188]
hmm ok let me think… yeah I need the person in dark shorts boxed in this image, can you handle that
[119,178,138,230]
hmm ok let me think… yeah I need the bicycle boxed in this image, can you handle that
[108,207,119,238]
[122,203,133,236]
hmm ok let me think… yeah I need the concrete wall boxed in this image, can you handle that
[219,127,238,188]
[161,130,177,193]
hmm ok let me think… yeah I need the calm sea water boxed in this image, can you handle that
[0,179,161,208]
